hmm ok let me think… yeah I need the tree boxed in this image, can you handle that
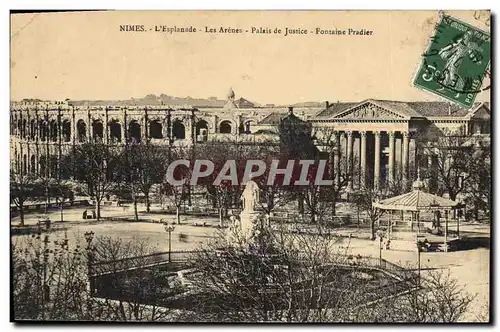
[195,141,247,227]
[116,142,169,221]
[12,232,177,321]
[89,236,178,321]
[163,145,193,224]
[128,142,169,213]
[10,167,42,226]
[188,222,379,322]
[463,138,491,221]
[71,142,123,220]
[354,269,475,323]
[353,184,385,240]
[420,135,476,201]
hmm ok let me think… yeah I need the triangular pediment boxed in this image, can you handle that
[331,101,408,120]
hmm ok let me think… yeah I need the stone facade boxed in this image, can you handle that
[10,94,490,191]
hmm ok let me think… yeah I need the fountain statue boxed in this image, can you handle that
[227,180,261,245]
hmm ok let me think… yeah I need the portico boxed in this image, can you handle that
[312,99,424,191]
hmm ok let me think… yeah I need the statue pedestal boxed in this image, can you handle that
[240,210,260,238]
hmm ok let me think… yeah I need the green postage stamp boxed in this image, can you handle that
[414,14,491,108]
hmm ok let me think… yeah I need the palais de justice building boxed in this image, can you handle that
[10,88,491,191]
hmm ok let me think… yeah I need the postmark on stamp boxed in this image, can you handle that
[413,14,491,108]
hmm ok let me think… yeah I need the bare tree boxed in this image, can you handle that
[162,145,193,224]
[10,167,41,226]
[353,184,385,240]
[70,142,123,220]
[188,222,379,322]
[12,231,176,322]
[89,236,177,321]
[128,142,169,213]
[354,269,476,323]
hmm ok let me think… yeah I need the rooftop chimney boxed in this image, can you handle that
[448,103,451,116]
[288,106,294,115]
[326,101,330,108]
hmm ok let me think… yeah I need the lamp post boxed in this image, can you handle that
[377,230,384,266]
[164,224,175,263]
[416,236,422,288]
[84,230,95,317]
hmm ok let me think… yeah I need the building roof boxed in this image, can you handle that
[257,112,284,125]
[405,102,476,117]
[235,97,256,108]
[313,100,488,120]
[373,180,462,211]
[315,103,357,118]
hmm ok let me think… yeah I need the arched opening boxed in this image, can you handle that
[39,120,48,141]
[22,119,27,139]
[62,120,71,142]
[77,120,87,142]
[109,120,122,142]
[196,120,209,136]
[92,120,104,141]
[239,120,254,134]
[149,120,163,139]
[196,120,209,141]
[39,157,46,176]
[22,154,27,174]
[172,120,186,140]
[128,120,141,143]
[30,119,36,140]
[219,120,232,134]
[30,155,36,175]
[50,156,58,178]
[50,120,58,142]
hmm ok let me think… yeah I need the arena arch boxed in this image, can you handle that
[109,120,122,142]
[239,120,255,134]
[22,119,27,139]
[219,120,233,134]
[77,120,87,142]
[92,120,104,141]
[62,120,71,142]
[50,120,58,142]
[30,119,36,140]
[22,154,27,174]
[128,120,141,143]
[172,120,186,140]
[196,119,209,136]
[149,120,163,139]
[39,120,48,142]
[30,155,36,175]
[39,157,46,176]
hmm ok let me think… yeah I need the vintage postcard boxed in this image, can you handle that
[10,10,491,323]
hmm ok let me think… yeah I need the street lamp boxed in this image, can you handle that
[416,236,424,288]
[84,231,95,286]
[377,230,384,266]
[164,224,175,263]
[84,230,95,315]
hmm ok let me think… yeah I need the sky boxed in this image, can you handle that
[10,10,490,105]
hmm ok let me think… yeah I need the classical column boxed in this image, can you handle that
[388,131,396,185]
[346,131,353,191]
[334,131,341,187]
[104,107,109,145]
[360,131,367,188]
[374,131,381,191]
[123,109,128,145]
[402,131,409,186]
